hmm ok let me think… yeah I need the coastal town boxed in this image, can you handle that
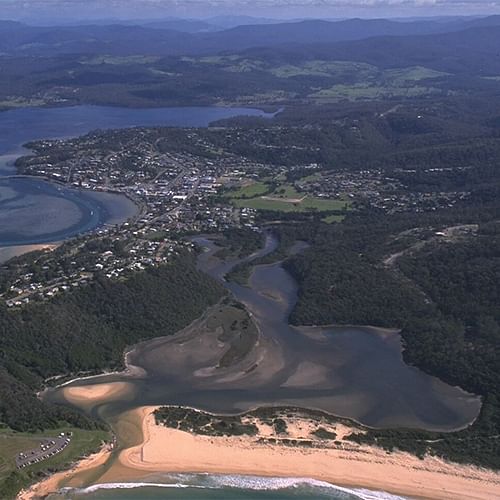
[2,7,500,500]
[1,125,472,307]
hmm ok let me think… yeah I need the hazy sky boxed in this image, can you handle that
[2,0,500,23]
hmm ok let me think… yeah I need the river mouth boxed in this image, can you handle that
[43,233,481,432]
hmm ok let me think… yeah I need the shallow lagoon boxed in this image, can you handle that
[45,234,481,431]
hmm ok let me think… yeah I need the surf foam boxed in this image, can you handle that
[65,473,407,499]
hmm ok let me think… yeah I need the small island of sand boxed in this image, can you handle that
[63,381,136,406]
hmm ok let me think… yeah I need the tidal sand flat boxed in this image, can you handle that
[82,191,139,226]
[0,178,138,246]
[0,242,59,264]
[63,382,137,407]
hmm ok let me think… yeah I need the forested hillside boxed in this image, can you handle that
[0,252,224,432]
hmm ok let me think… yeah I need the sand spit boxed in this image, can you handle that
[63,381,136,406]
[105,406,500,500]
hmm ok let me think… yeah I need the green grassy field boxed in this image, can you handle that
[299,173,322,183]
[227,180,351,214]
[310,83,438,101]
[321,214,345,224]
[0,427,110,499]
[225,182,270,199]
[0,98,47,109]
[271,185,302,198]
[233,194,349,213]
[384,66,449,83]
[270,60,376,79]
[143,230,168,241]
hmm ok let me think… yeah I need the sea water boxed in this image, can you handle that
[50,474,407,500]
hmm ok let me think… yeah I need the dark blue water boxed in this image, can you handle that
[0,105,272,160]
[0,105,272,245]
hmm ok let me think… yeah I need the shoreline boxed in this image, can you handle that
[16,443,113,500]
[103,406,499,500]
[0,242,60,264]
[18,398,500,499]
[52,347,146,390]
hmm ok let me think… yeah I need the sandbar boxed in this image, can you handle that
[63,381,135,406]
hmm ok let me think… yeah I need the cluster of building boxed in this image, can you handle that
[5,124,474,307]
[2,130,269,306]
[3,226,181,306]
[296,168,469,214]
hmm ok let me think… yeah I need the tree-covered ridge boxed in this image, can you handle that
[0,252,225,432]
[1,20,500,110]
[273,204,500,468]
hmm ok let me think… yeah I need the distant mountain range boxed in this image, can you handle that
[242,24,500,75]
[0,15,500,61]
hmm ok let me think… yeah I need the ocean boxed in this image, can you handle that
[50,474,407,500]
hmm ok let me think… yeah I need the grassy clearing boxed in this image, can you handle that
[143,230,168,241]
[227,180,351,214]
[299,173,322,183]
[225,181,270,199]
[0,98,46,109]
[384,66,449,83]
[270,60,377,79]
[197,55,241,64]
[0,427,110,499]
[310,83,437,102]
[271,184,302,199]
[81,55,160,65]
[206,303,259,368]
[322,214,345,224]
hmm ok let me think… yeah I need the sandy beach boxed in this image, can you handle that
[15,404,500,500]
[0,243,59,264]
[105,406,500,500]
